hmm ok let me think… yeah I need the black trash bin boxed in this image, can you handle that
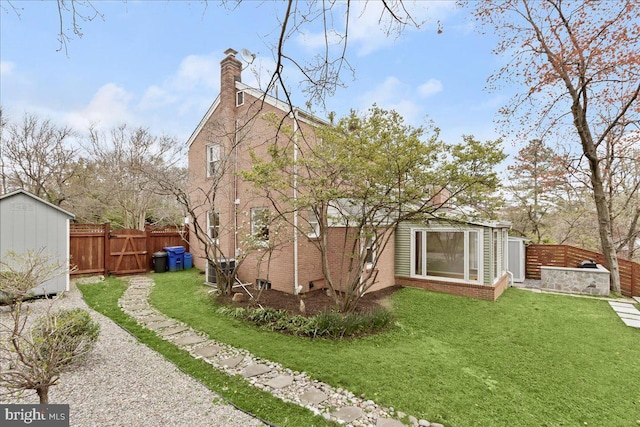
[153,251,168,273]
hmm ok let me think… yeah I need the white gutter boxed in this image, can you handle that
[293,109,300,294]
[234,119,239,257]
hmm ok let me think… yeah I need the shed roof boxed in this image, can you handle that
[0,189,75,219]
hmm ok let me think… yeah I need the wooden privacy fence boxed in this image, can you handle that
[70,223,189,276]
[526,244,640,297]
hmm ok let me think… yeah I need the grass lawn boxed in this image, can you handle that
[77,278,336,427]
[148,270,640,427]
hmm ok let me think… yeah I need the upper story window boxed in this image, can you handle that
[236,91,244,107]
[206,144,220,178]
[251,207,270,242]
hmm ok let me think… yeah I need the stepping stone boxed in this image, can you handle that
[174,335,207,345]
[194,345,221,358]
[621,317,640,328]
[333,406,363,423]
[147,320,176,330]
[219,356,244,368]
[377,419,406,427]
[136,310,155,316]
[142,315,166,323]
[265,375,294,389]
[633,296,640,304]
[617,312,640,321]
[612,305,640,315]
[242,364,272,378]
[126,291,147,296]
[609,302,636,309]
[160,326,189,336]
[299,389,328,405]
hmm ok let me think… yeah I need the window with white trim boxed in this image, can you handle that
[412,229,481,283]
[236,91,244,106]
[206,144,220,178]
[307,210,320,238]
[364,234,377,268]
[208,210,220,242]
[251,207,270,242]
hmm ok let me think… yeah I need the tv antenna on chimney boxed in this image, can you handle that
[240,49,256,69]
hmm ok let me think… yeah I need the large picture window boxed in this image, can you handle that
[412,229,481,283]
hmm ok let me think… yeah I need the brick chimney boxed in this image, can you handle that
[221,48,242,90]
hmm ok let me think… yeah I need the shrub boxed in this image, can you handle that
[216,305,394,339]
[31,308,100,368]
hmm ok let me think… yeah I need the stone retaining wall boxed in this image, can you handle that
[540,265,610,296]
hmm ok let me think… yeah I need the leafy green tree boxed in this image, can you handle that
[245,106,505,313]
[505,139,566,242]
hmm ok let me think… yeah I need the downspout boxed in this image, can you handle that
[234,119,239,258]
[293,109,300,294]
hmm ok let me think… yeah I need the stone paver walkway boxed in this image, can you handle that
[119,276,442,427]
[608,300,640,328]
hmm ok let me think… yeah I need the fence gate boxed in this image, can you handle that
[108,229,148,275]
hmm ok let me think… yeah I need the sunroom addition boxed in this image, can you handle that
[396,219,511,301]
[412,229,481,283]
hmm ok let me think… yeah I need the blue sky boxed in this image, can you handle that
[0,1,515,158]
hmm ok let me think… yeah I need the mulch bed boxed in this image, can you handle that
[216,285,403,316]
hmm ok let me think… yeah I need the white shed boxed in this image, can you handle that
[0,190,75,296]
[508,236,530,283]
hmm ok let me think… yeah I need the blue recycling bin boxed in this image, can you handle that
[164,246,185,271]
[184,253,193,269]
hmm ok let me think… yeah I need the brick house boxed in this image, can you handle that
[186,49,511,301]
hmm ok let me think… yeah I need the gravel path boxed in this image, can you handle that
[0,281,265,427]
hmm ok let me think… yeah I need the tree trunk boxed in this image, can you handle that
[592,177,621,293]
[572,104,622,293]
[36,386,49,404]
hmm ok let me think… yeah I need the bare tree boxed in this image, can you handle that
[0,250,99,404]
[2,0,104,54]
[0,112,78,206]
[148,120,273,297]
[0,106,7,194]
[474,0,640,293]
[87,124,184,229]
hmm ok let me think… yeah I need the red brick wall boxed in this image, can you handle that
[396,272,510,301]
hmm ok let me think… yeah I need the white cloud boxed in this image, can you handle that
[357,76,425,124]
[139,85,177,110]
[418,79,443,98]
[356,1,457,55]
[296,30,344,51]
[0,61,15,76]
[174,53,219,90]
[65,83,134,130]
